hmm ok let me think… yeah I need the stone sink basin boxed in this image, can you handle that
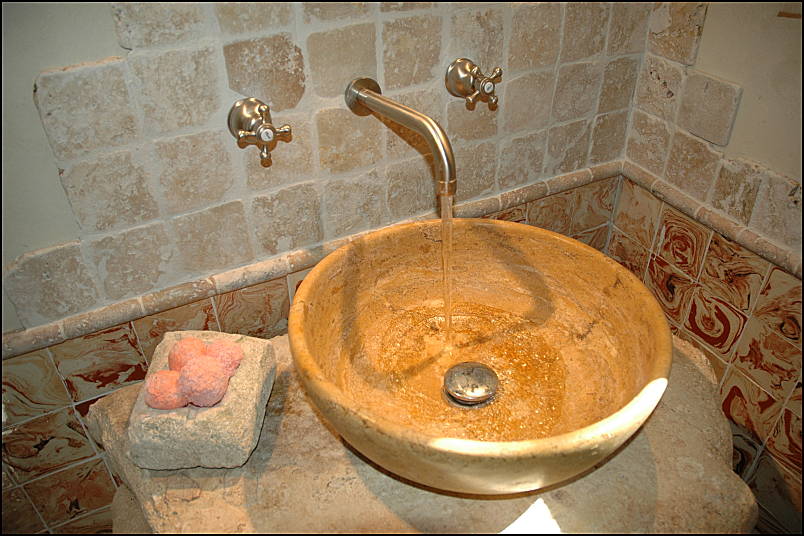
[288,218,673,495]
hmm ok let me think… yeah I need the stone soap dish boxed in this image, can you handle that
[127,330,276,470]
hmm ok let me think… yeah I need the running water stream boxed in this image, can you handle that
[439,193,454,350]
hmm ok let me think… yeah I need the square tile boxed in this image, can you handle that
[383,14,441,89]
[677,71,742,146]
[699,233,770,313]
[252,183,323,256]
[599,57,639,113]
[508,2,560,71]
[656,205,711,278]
[308,23,376,98]
[49,323,147,403]
[747,453,802,533]
[51,505,113,534]
[2,350,71,428]
[214,277,290,339]
[1,487,45,533]
[729,420,761,478]
[754,267,802,348]
[765,409,802,475]
[674,325,730,384]
[2,408,95,484]
[561,2,609,62]
[483,205,527,224]
[287,268,313,304]
[607,228,650,278]
[720,368,784,444]
[496,131,546,190]
[612,178,663,250]
[572,225,609,252]
[571,177,617,234]
[526,190,575,235]
[664,130,722,201]
[589,111,628,165]
[647,2,707,65]
[626,110,673,176]
[635,54,684,122]
[710,158,763,226]
[132,299,220,360]
[683,287,747,357]
[643,255,697,323]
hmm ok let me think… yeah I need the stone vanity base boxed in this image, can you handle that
[86,334,757,533]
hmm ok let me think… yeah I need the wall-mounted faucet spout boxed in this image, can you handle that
[345,78,456,196]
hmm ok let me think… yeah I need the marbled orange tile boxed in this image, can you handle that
[570,177,617,233]
[571,225,609,252]
[788,377,802,419]
[720,368,784,444]
[674,325,729,383]
[612,178,662,249]
[214,277,290,339]
[656,205,711,278]
[526,190,575,235]
[483,205,527,224]
[754,267,802,348]
[683,287,747,357]
[608,228,650,278]
[24,457,115,526]
[732,317,801,403]
[132,298,220,360]
[51,505,113,534]
[2,408,95,484]
[286,268,312,305]
[699,233,771,313]
[643,255,697,323]
[747,453,802,533]
[49,323,147,403]
[730,421,761,478]
[2,349,71,427]
[765,408,802,475]
[2,487,45,533]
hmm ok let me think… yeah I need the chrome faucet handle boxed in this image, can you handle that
[445,58,503,110]
[228,98,292,167]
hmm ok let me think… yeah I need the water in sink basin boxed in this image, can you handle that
[338,302,567,442]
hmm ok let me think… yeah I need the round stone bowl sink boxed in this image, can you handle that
[288,218,672,495]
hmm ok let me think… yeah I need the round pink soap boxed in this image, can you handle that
[144,370,189,410]
[205,340,245,377]
[168,337,208,371]
[178,354,230,407]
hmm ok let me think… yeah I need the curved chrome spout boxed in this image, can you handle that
[345,78,456,196]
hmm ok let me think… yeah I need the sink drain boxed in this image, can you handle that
[443,362,499,406]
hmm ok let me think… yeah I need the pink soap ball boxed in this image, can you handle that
[178,354,230,407]
[145,370,189,410]
[205,340,245,377]
[168,337,208,372]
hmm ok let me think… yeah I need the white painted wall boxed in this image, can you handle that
[695,2,802,180]
[1,2,124,331]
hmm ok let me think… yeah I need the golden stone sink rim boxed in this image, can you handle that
[289,219,673,452]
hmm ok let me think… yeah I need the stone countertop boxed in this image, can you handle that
[87,335,757,534]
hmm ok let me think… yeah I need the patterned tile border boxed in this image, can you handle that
[3,158,800,361]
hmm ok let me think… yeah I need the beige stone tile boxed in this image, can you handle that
[323,169,387,238]
[2,408,95,483]
[33,58,138,162]
[245,113,315,191]
[612,178,662,249]
[664,130,721,201]
[545,119,590,176]
[750,170,802,251]
[214,277,289,339]
[60,150,158,232]
[448,7,504,70]
[648,2,707,65]
[214,2,292,34]
[252,183,323,255]
[383,14,441,90]
[571,177,617,233]
[110,2,206,48]
[699,233,770,313]
[561,2,610,62]
[677,71,742,146]
[452,142,496,203]
[656,205,712,278]
[223,33,305,112]
[3,242,100,327]
[386,156,437,220]
[302,2,371,22]
[129,46,220,135]
[508,2,561,72]
[626,110,672,176]
[317,107,383,174]
[711,158,764,226]
[497,131,546,191]
[2,487,45,533]
[635,54,684,122]
[89,222,173,301]
[502,70,555,133]
[599,57,639,113]
[132,300,219,360]
[308,23,376,98]
[384,87,444,160]
[589,111,628,165]
[608,2,652,55]
[2,350,72,427]
[447,99,498,142]
[552,62,603,122]
[26,458,116,526]
[527,190,575,235]
[380,2,432,12]
[49,323,147,402]
[154,130,234,215]
[172,202,254,273]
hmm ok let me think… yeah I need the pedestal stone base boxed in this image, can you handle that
[86,335,757,533]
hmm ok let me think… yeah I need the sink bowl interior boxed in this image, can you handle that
[289,218,672,494]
